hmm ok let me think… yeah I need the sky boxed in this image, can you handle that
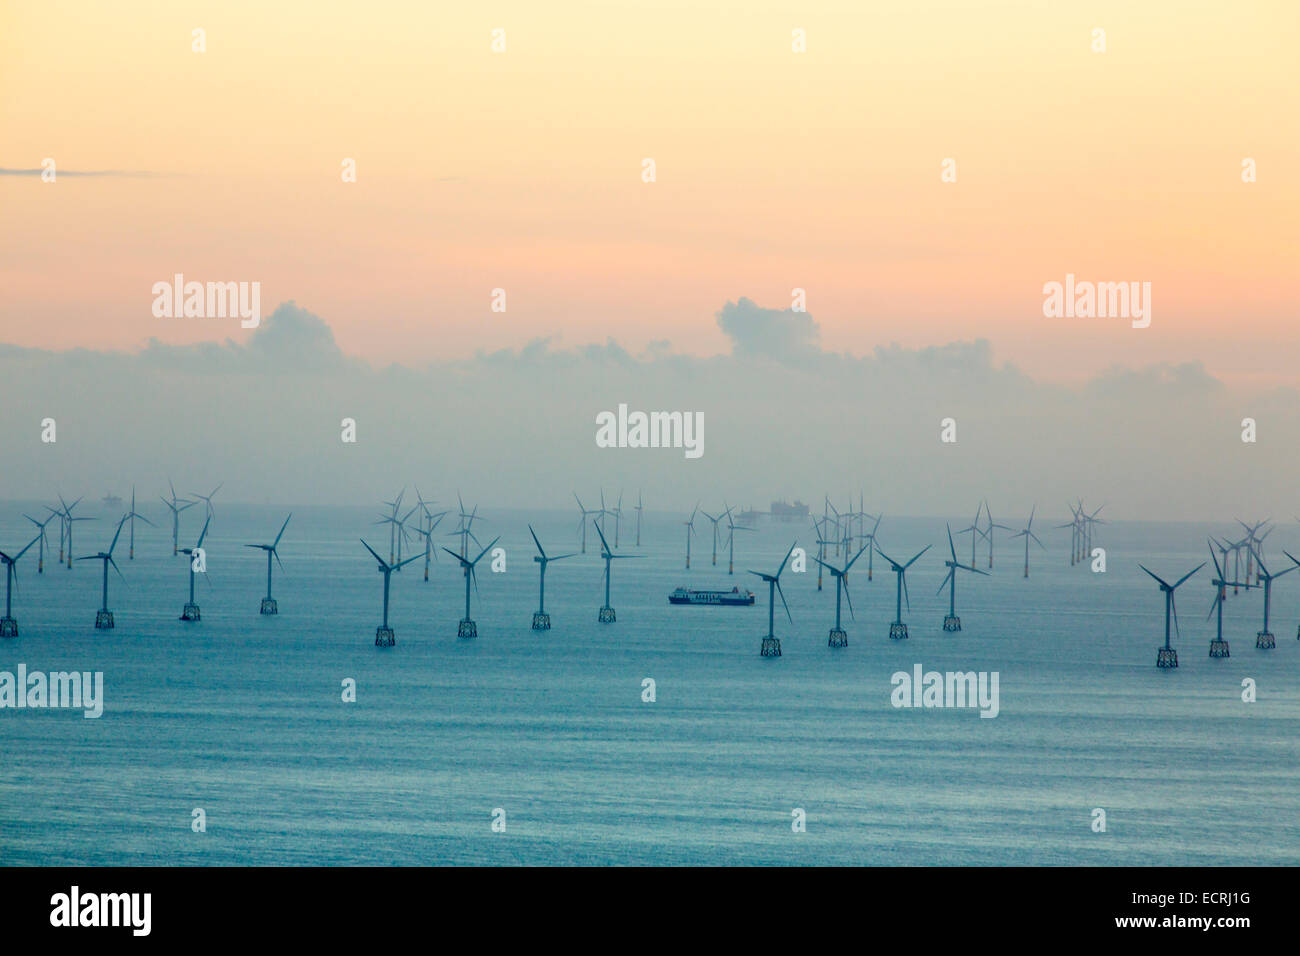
[0,2,1296,517]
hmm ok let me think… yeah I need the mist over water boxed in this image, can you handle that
[2,502,1298,865]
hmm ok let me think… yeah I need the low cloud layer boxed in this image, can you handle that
[1,300,1292,522]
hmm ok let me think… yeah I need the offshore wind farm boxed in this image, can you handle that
[3,491,1300,866]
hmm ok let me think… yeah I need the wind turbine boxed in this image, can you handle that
[178,515,212,621]
[982,500,1011,569]
[723,503,753,575]
[443,536,501,638]
[876,542,931,640]
[958,502,984,568]
[612,491,623,548]
[634,492,644,547]
[1139,562,1204,669]
[412,493,449,582]
[361,539,421,646]
[1009,506,1046,578]
[1234,518,1270,585]
[1055,503,1082,566]
[574,493,601,554]
[0,535,39,637]
[382,488,406,562]
[449,495,483,560]
[78,515,128,629]
[593,520,640,623]
[191,482,223,526]
[1248,545,1294,649]
[683,503,699,569]
[1207,541,1252,658]
[939,524,987,632]
[124,486,154,559]
[161,482,197,555]
[701,508,728,566]
[376,503,418,572]
[863,513,882,581]
[811,516,831,591]
[750,541,797,657]
[529,525,576,630]
[58,494,92,569]
[23,511,56,573]
[815,543,868,647]
[245,513,291,615]
[1285,550,1300,641]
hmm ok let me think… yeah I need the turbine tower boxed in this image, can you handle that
[701,508,728,566]
[939,524,987,632]
[749,541,797,657]
[1140,562,1204,669]
[982,500,1011,569]
[78,515,128,629]
[361,539,420,646]
[412,492,449,582]
[245,513,291,615]
[612,491,623,548]
[723,503,753,575]
[574,493,601,553]
[876,543,931,640]
[529,525,576,630]
[191,482,224,526]
[814,543,868,647]
[442,536,501,639]
[125,486,154,559]
[58,494,93,569]
[0,535,39,637]
[1248,545,1294,649]
[683,503,699,569]
[1009,505,1046,578]
[593,521,639,623]
[1207,541,1251,658]
[178,515,212,621]
[23,511,56,573]
[634,492,644,547]
[161,481,197,555]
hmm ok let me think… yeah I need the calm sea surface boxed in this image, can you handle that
[2,503,1298,865]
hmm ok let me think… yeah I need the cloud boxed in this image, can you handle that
[715,297,821,362]
[0,298,1288,520]
[0,168,160,178]
[137,301,351,374]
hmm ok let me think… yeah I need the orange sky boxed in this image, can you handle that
[2,0,1296,384]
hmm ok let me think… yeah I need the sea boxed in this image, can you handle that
[1,502,1298,866]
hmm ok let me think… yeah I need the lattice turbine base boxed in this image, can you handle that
[180,603,201,622]
[760,636,782,657]
[598,606,616,623]
[94,610,114,629]
[1257,631,1275,649]
[0,617,16,638]
[1209,639,1230,658]
[458,619,477,639]
[374,627,395,647]
[531,612,551,630]
[1156,647,1178,668]
[889,621,909,640]
[943,615,961,632]
[828,627,847,648]
[260,598,278,615]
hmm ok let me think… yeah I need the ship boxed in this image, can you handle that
[769,498,810,521]
[669,586,756,606]
[101,493,123,509]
